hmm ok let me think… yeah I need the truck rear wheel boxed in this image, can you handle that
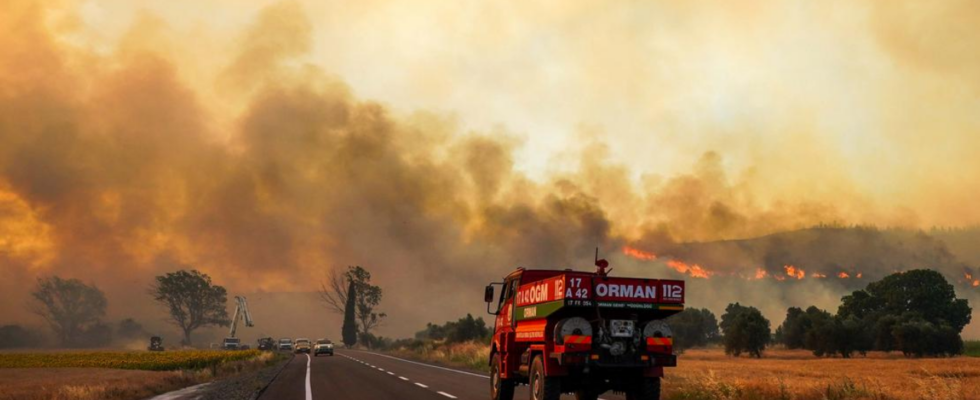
[491,353,514,400]
[530,355,560,400]
[625,377,661,400]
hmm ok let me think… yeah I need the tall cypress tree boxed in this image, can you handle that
[342,280,358,348]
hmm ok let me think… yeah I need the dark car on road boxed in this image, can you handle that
[278,338,293,351]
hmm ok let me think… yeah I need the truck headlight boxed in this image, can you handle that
[555,317,592,344]
[643,320,672,338]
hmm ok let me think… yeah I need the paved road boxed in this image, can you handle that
[258,349,628,400]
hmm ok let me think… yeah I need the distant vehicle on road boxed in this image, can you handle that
[148,336,164,351]
[222,337,242,350]
[278,338,293,351]
[257,337,275,351]
[295,338,312,353]
[314,339,334,356]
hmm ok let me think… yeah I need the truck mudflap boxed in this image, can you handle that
[645,337,674,354]
[554,335,592,353]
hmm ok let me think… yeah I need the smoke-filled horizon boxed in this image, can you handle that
[2,1,980,340]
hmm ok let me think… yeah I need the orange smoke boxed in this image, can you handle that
[666,260,712,279]
[622,245,657,261]
[784,265,805,280]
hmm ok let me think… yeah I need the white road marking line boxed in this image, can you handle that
[350,351,489,379]
[379,368,385,372]
[387,371,395,376]
[304,354,313,400]
[437,391,457,399]
[414,383,428,388]
[399,376,409,381]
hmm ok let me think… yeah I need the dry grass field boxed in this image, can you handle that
[666,349,980,400]
[0,368,199,400]
[0,350,277,400]
[389,343,980,400]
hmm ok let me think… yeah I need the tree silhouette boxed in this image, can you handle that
[29,277,107,347]
[150,270,230,346]
[342,279,358,348]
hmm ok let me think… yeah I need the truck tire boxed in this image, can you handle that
[625,377,661,400]
[530,356,561,400]
[490,354,515,400]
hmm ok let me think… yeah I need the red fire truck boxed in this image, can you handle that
[484,258,684,400]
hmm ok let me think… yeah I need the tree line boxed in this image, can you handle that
[670,269,972,358]
[13,265,388,349]
[775,269,969,357]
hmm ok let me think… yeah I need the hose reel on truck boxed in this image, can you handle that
[554,317,592,344]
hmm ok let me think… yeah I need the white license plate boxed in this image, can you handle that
[609,319,635,337]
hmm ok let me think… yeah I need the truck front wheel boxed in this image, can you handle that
[490,354,514,400]
[625,377,661,400]
[530,356,560,400]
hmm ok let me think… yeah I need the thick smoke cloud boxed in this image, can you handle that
[1,1,979,340]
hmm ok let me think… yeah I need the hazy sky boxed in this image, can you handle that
[2,0,979,339]
[56,0,980,226]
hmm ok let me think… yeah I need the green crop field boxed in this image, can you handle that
[0,350,262,371]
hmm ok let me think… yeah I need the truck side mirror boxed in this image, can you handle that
[484,285,495,303]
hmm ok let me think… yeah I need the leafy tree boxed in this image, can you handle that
[319,266,386,336]
[801,306,834,356]
[776,307,807,349]
[29,277,107,347]
[668,308,719,351]
[839,269,971,331]
[150,270,231,346]
[838,270,971,357]
[449,314,489,343]
[720,303,770,358]
[872,315,900,352]
[342,279,358,348]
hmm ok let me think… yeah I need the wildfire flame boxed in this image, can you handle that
[622,245,657,261]
[966,272,974,281]
[974,280,980,287]
[619,246,871,283]
[666,260,712,279]
[784,265,805,280]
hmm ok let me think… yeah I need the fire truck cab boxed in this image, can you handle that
[485,263,684,400]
